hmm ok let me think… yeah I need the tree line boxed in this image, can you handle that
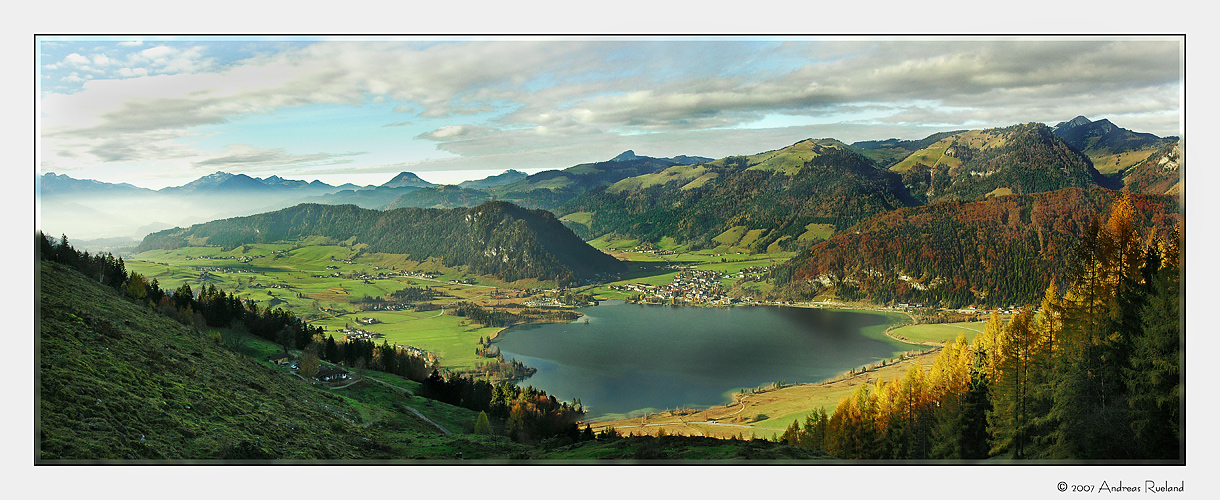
[423,371,585,443]
[779,192,1181,460]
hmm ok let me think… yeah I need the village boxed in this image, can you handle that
[614,269,744,305]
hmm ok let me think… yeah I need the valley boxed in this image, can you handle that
[39,114,1184,462]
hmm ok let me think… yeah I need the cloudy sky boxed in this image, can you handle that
[36,36,1183,189]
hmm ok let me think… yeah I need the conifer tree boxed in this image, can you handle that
[1125,225,1181,459]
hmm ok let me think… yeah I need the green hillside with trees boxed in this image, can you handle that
[559,142,915,250]
[135,201,625,285]
[894,123,1108,204]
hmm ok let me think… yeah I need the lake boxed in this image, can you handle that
[494,301,905,420]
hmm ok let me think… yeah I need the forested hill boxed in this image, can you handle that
[135,201,625,284]
[557,140,915,249]
[484,154,691,210]
[891,123,1107,204]
[774,188,1181,308]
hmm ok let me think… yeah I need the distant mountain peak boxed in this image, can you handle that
[1055,115,1093,130]
[610,150,639,162]
[381,172,436,189]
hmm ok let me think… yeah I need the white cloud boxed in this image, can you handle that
[118,40,143,47]
[91,54,111,66]
[63,53,89,65]
[418,125,496,140]
[191,144,363,172]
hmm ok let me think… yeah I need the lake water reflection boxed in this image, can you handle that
[494,301,903,420]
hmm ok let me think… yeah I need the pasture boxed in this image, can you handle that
[889,320,990,345]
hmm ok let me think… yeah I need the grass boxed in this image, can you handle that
[559,211,594,226]
[605,165,714,194]
[890,137,964,173]
[889,320,989,345]
[1090,148,1159,174]
[798,223,835,242]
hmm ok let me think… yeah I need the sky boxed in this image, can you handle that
[36,35,1183,190]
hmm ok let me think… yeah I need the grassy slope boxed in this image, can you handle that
[37,260,530,461]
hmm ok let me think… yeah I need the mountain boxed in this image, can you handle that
[1052,116,1170,157]
[851,130,967,168]
[384,185,494,209]
[484,153,690,209]
[160,172,271,194]
[136,201,625,284]
[558,139,915,250]
[890,123,1106,204]
[306,186,428,209]
[610,150,712,165]
[457,170,528,190]
[380,171,437,189]
[774,188,1181,307]
[1122,141,1182,196]
[38,172,155,197]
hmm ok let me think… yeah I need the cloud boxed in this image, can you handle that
[117,67,148,77]
[63,53,89,65]
[39,37,1182,189]
[191,144,364,172]
[418,125,496,140]
[118,40,143,47]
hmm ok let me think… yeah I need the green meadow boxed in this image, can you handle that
[128,243,542,371]
[889,320,990,344]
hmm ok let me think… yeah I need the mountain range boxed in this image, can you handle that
[41,116,1179,255]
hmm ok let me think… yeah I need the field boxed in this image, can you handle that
[889,320,990,345]
[127,243,549,370]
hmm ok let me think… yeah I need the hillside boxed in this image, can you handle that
[891,123,1106,203]
[1122,141,1182,196]
[135,201,625,285]
[37,259,531,460]
[559,140,915,250]
[485,154,689,209]
[774,188,1180,307]
[384,185,494,209]
[457,169,528,190]
[850,130,966,167]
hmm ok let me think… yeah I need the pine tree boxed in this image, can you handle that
[473,411,493,435]
[1125,225,1181,459]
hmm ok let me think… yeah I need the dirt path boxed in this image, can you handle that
[324,374,452,435]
